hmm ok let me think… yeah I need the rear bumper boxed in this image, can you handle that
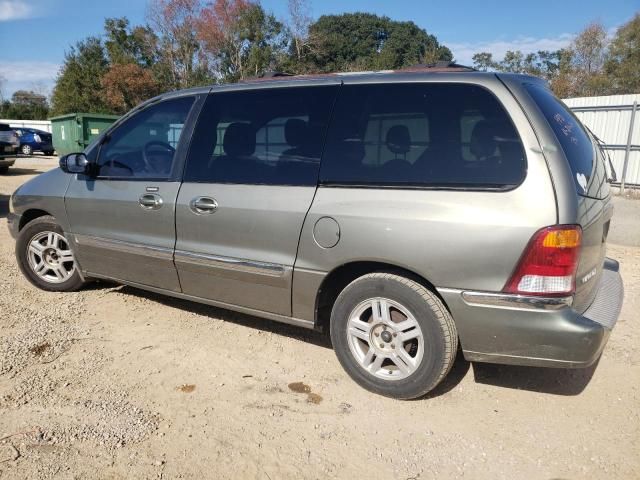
[439,258,624,368]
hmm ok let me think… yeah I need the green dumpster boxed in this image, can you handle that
[50,113,119,156]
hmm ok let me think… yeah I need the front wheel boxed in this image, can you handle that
[16,216,85,292]
[330,273,458,399]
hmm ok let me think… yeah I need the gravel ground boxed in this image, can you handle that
[0,157,638,479]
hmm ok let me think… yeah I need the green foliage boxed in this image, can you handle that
[0,90,50,120]
[197,2,286,83]
[605,13,640,94]
[305,13,451,73]
[472,14,640,98]
[104,17,159,67]
[51,37,110,116]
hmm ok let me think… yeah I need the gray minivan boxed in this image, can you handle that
[7,67,624,399]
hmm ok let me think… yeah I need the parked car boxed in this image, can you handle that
[13,127,55,156]
[7,65,624,399]
[0,123,19,173]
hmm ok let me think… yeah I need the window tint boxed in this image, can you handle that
[185,86,338,185]
[320,83,526,188]
[524,83,595,195]
[97,96,194,179]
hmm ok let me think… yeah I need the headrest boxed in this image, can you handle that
[284,119,307,147]
[386,125,411,154]
[470,120,497,159]
[223,122,256,157]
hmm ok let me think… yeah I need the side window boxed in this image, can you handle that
[524,83,601,196]
[185,86,338,186]
[320,84,526,188]
[96,96,195,179]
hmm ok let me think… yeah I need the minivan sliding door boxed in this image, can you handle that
[175,85,339,316]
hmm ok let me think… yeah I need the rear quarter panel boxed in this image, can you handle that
[293,76,557,321]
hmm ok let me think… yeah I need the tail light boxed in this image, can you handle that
[504,225,582,296]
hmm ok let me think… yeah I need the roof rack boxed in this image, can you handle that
[408,61,476,71]
[256,71,294,79]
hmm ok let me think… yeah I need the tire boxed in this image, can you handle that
[44,151,54,156]
[21,144,32,155]
[330,272,458,399]
[16,215,85,292]
[0,166,8,174]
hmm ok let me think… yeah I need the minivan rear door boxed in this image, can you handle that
[174,84,339,316]
[523,83,612,311]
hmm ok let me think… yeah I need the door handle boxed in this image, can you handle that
[190,196,218,214]
[139,193,163,210]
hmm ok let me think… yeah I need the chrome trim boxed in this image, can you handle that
[73,234,174,261]
[461,291,573,311]
[174,250,286,277]
[86,272,315,330]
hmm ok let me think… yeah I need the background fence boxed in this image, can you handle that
[2,93,639,188]
[0,119,53,133]
[563,94,639,190]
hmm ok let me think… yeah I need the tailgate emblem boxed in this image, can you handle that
[581,268,597,284]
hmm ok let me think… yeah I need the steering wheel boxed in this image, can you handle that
[143,141,175,174]
[102,155,134,176]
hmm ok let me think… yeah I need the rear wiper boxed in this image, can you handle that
[587,127,617,183]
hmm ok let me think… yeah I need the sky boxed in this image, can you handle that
[0,0,638,98]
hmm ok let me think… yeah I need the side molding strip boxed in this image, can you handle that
[73,234,174,260]
[174,250,286,277]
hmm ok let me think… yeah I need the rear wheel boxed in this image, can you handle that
[16,216,85,292]
[21,144,32,155]
[0,166,8,174]
[330,272,457,399]
[44,150,55,156]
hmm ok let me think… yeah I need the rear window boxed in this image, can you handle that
[524,84,595,195]
[319,83,526,188]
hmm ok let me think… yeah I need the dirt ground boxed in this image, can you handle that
[0,157,638,480]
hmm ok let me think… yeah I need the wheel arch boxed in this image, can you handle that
[314,261,449,333]
[19,209,53,231]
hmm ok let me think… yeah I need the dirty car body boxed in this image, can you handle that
[8,69,624,399]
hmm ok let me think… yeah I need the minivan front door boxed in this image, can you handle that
[65,95,199,291]
[175,85,339,316]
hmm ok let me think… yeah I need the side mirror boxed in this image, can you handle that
[60,153,90,175]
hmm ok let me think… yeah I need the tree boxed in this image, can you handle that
[0,90,50,120]
[0,74,6,104]
[472,52,496,71]
[104,17,159,68]
[306,13,451,73]
[147,0,210,89]
[197,0,285,82]
[102,63,161,114]
[573,22,607,74]
[51,37,110,115]
[287,0,312,63]
[605,13,640,94]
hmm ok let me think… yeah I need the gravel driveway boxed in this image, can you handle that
[1,157,639,479]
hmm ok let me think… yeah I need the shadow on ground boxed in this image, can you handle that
[0,194,8,218]
[2,167,41,176]
[471,359,599,396]
[115,284,333,350]
[101,283,600,399]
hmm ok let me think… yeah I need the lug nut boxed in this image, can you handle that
[374,332,379,337]
[379,343,384,348]
[392,332,397,337]
[391,343,395,349]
